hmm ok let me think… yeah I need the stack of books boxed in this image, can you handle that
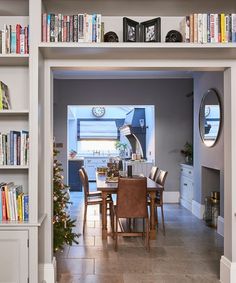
[0,130,29,166]
[42,13,103,43]
[0,182,28,221]
[180,13,236,43]
[0,24,29,54]
[0,81,11,110]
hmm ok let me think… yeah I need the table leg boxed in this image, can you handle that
[102,192,108,239]
[149,191,156,240]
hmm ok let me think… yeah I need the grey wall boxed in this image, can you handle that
[193,72,224,216]
[54,78,193,192]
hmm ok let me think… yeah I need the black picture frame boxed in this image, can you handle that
[123,17,139,42]
[140,17,161,42]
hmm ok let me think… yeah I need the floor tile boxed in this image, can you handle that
[57,192,223,282]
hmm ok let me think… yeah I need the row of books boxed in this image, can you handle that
[0,24,29,54]
[42,13,103,43]
[0,131,29,166]
[0,182,28,221]
[180,13,236,43]
[0,81,11,110]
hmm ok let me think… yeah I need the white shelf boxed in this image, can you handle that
[39,42,236,60]
[0,54,29,66]
[0,165,29,170]
[0,110,29,116]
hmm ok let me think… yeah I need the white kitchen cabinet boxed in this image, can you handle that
[125,161,153,177]
[0,230,28,283]
[84,157,109,180]
[180,164,194,212]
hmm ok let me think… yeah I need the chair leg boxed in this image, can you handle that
[83,204,87,234]
[161,205,166,236]
[155,207,158,225]
[115,215,118,252]
[146,218,150,252]
[110,203,114,236]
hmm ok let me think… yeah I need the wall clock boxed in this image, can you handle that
[92,106,105,117]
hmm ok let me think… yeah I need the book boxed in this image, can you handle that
[23,194,29,221]
[232,14,236,42]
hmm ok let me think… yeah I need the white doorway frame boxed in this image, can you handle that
[42,59,236,283]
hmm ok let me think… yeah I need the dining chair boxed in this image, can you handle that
[79,169,114,234]
[149,166,159,181]
[114,177,150,251]
[148,170,168,235]
[81,166,102,197]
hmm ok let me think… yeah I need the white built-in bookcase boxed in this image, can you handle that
[0,0,236,282]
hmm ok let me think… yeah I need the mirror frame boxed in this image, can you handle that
[199,88,222,147]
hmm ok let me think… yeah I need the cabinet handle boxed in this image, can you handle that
[184,183,187,186]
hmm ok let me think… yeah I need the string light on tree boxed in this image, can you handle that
[53,148,80,252]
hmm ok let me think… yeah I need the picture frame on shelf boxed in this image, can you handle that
[140,17,161,42]
[123,17,139,42]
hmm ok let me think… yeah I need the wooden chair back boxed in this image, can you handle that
[149,166,158,181]
[155,170,168,187]
[117,177,148,218]
[79,168,89,202]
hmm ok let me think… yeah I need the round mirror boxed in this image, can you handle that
[199,89,222,147]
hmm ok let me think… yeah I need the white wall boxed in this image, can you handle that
[54,78,193,192]
[193,72,224,216]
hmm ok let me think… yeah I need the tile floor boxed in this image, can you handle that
[57,191,223,283]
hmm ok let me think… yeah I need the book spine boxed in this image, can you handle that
[55,15,59,43]
[23,195,29,221]
[73,15,78,42]
[210,14,215,43]
[78,14,84,42]
[16,24,21,53]
[4,187,10,220]
[42,13,47,42]
[69,15,73,42]
[0,84,3,110]
[50,13,55,42]
[193,13,198,43]
[0,188,2,221]
[218,14,221,42]
[92,14,97,42]
[221,13,226,43]
[10,25,16,53]
[185,16,190,43]
[63,15,67,42]
[232,14,236,43]
[198,14,203,43]
[2,28,6,54]
[58,14,62,42]
[2,189,7,221]
[214,14,219,43]
[47,14,50,42]
[20,27,25,54]
[66,16,70,42]
[0,31,2,54]
[25,26,29,54]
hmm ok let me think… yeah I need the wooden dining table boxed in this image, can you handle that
[96,173,163,240]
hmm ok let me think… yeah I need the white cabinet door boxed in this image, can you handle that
[0,230,28,283]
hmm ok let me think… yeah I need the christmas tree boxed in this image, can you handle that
[53,148,80,252]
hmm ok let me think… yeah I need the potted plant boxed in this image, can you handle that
[115,141,128,159]
[180,142,193,164]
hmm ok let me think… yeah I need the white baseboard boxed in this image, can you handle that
[192,200,205,219]
[39,256,57,283]
[217,216,224,237]
[220,256,236,283]
[180,198,192,211]
[163,191,179,203]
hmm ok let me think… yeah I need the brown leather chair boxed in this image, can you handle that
[79,169,114,234]
[149,166,159,181]
[114,177,150,251]
[148,170,168,235]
